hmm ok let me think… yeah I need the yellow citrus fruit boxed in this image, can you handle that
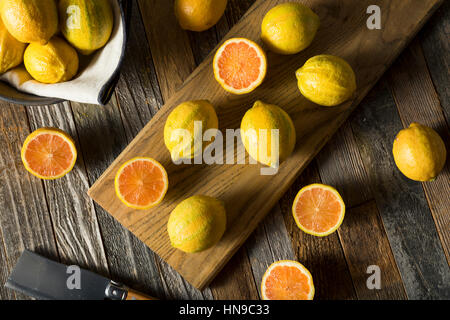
[164,100,219,161]
[241,101,296,167]
[261,3,320,55]
[59,0,114,55]
[296,55,356,107]
[0,18,26,74]
[213,38,267,95]
[261,260,315,300]
[21,128,77,180]
[24,37,79,84]
[175,0,228,32]
[393,123,447,182]
[167,195,227,253]
[115,157,169,210]
[292,184,345,237]
[0,0,58,44]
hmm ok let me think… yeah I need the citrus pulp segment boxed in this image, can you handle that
[21,128,77,180]
[115,157,169,210]
[292,184,345,237]
[261,260,315,300]
[213,38,267,95]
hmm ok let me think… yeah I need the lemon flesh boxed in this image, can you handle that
[393,123,447,182]
[261,3,320,55]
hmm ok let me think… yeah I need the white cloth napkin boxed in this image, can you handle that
[0,0,125,105]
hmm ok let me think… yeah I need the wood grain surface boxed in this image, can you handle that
[351,79,450,299]
[89,0,443,289]
[0,103,59,300]
[1,0,448,301]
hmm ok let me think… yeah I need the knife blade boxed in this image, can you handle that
[5,250,154,300]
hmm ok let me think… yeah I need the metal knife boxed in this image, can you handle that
[5,250,155,300]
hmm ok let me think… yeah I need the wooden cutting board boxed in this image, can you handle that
[88,0,442,289]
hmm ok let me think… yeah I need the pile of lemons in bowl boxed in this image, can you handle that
[0,0,114,84]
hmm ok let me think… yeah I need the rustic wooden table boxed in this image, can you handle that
[0,0,449,300]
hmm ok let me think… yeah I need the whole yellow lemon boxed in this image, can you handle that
[24,37,79,84]
[175,0,228,32]
[296,55,356,107]
[261,3,320,55]
[0,18,26,74]
[168,195,227,253]
[241,101,296,167]
[393,123,446,182]
[0,0,58,44]
[164,100,219,161]
[59,0,114,55]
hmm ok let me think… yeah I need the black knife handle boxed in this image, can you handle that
[105,282,128,300]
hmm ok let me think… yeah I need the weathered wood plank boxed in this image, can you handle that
[136,0,261,299]
[179,5,256,300]
[155,255,213,300]
[115,0,163,140]
[116,0,213,299]
[210,248,260,300]
[0,102,58,300]
[70,97,167,299]
[279,163,357,300]
[419,0,449,122]
[63,0,169,299]
[0,228,15,299]
[224,0,255,27]
[351,78,450,299]
[26,103,109,274]
[316,122,373,207]
[387,40,450,264]
[338,201,407,299]
[245,205,296,298]
[137,0,196,99]
[183,0,293,299]
[316,122,407,299]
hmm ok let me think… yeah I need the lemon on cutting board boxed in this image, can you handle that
[296,54,357,107]
[261,2,320,55]
[164,100,219,161]
[241,101,296,168]
[167,195,227,253]
[393,123,447,182]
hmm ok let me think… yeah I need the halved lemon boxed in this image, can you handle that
[292,184,345,237]
[213,37,267,95]
[21,128,77,180]
[261,260,315,300]
[115,157,169,210]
